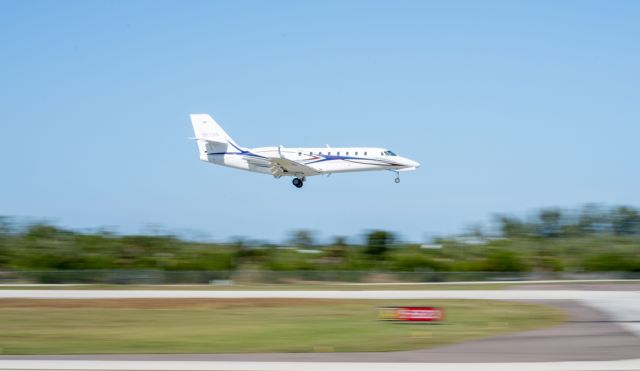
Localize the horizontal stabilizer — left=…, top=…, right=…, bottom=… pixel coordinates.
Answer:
left=191, top=136, right=228, bottom=144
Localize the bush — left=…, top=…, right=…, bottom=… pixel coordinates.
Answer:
left=480, top=249, right=530, bottom=272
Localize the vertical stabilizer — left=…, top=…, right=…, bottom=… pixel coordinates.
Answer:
left=190, top=114, right=241, bottom=161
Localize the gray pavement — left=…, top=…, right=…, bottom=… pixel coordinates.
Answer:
left=513, top=283, right=640, bottom=291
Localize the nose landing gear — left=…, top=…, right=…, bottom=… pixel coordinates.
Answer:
left=394, top=171, right=400, bottom=184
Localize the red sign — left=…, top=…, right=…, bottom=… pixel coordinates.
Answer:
left=378, top=306, right=444, bottom=322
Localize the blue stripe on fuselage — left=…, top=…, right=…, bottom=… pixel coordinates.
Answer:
left=207, top=148, right=400, bottom=167
left=304, top=155, right=400, bottom=167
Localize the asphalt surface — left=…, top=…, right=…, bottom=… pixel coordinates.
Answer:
left=1, top=299, right=639, bottom=363
left=1, top=360, right=640, bottom=371
left=513, top=283, right=640, bottom=291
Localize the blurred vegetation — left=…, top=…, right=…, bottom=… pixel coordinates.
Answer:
left=0, top=204, right=639, bottom=275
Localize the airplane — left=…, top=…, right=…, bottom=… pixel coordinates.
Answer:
left=190, top=113, right=420, bottom=188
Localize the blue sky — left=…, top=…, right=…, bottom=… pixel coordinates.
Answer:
left=1, top=0, right=639, bottom=243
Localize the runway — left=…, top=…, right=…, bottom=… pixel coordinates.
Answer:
left=1, top=359, right=640, bottom=371
left=1, top=288, right=639, bottom=370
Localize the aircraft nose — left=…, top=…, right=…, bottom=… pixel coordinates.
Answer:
left=400, top=157, right=420, bottom=168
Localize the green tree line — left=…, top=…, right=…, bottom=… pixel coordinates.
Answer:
left=0, top=204, right=638, bottom=273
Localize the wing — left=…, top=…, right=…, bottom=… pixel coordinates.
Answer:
left=270, top=157, right=321, bottom=177
left=244, top=156, right=321, bottom=177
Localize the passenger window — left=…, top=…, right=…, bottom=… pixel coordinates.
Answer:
left=298, top=152, right=301, bottom=156
left=337, top=152, right=340, bottom=156
left=346, top=152, right=349, bottom=156
left=309, top=152, right=312, bottom=156
left=355, top=152, right=358, bottom=156
left=364, top=152, right=367, bottom=156
left=328, top=152, right=331, bottom=155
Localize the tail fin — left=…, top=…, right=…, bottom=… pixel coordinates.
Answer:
left=190, top=114, right=239, bottom=146
left=190, top=114, right=241, bottom=161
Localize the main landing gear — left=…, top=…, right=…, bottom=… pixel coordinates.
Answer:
left=292, top=177, right=305, bottom=188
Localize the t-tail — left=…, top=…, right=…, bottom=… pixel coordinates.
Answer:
left=190, top=114, right=242, bottom=161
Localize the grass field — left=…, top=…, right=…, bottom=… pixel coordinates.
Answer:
left=2, top=279, right=637, bottom=291
left=0, top=298, right=565, bottom=354
left=0, top=283, right=513, bottom=290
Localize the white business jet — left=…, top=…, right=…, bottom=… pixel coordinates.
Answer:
left=190, top=114, right=420, bottom=188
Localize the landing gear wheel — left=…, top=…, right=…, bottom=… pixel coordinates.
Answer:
left=395, top=177, right=400, bottom=184
left=292, top=178, right=304, bottom=188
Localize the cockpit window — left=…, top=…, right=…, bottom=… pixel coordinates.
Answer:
left=385, top=150, right=397, bottom=156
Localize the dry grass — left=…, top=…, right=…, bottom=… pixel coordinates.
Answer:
left=0, top=298, right=341, bottom=309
